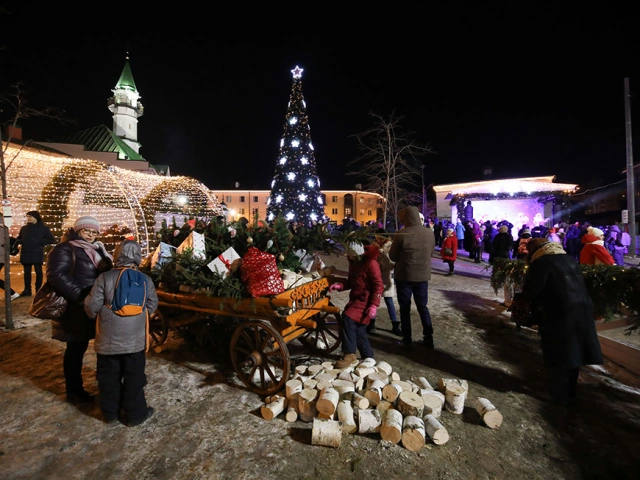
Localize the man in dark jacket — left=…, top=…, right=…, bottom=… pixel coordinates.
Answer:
left=389, top=206, right=435, bottom=349
left=85, top=240, right=158, bottom=426
left=521, top=238, right=603, bottom=407
left=16, top=210, right=55, bottom=296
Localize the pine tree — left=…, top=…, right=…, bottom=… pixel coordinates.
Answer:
left=267, top=66, right=325, bottom=226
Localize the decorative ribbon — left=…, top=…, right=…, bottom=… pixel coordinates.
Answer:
left=217, top=254, right=232, bottom=271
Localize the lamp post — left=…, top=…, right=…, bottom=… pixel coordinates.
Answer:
left=421, top=165, right=426, bottom=219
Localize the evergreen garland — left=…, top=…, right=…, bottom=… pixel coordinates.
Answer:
left=491, top=259, right=640, bottom=331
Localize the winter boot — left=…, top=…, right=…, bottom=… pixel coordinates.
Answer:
left=335, top=353, right=358, bottom=369
left=366, top=319, right=377, bottom=335
left=391, top=322, right=402, bottom=337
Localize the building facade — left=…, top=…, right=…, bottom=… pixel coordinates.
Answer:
left=210, top=189, right=385, bottom=225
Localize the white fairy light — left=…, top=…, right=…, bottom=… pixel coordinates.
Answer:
left=299, top=193, right=307, bottom=201
left=287, top=172, right=296, bottom=181
left=308, top=142, right=314, bottom=150
left=279, top=157, right=287, bottom=165
left=307, top=179, right=315, bottom=187
left=275, top=195, right=283, bottom=203
left=289, top=117, right=298, bottom=125
left=291, top=139, right=300, bottom=148
left=286, top=212, right=295, bottom=220
left=280, top=139, right=284, bottom=147
left=300, top=156, right=308, bottom=165
left=317, top=196, right=323, bottom=205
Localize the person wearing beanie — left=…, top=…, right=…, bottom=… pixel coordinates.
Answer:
left=546, top=228, right=561, bottom=244
left=15, top=210, right=55, bottom=296
left=515, top=229, right=533, bottom=261
left=441, top=227, right=458, bottom=276
left=520, top=234, right=603, bottom=407
left=371, top=232, right=402, bottom=337
left=45, top=216, right=114, bottom=404
left=579, top=227, right=614, bottom=265
left=329, top=242, right=383, bottom=369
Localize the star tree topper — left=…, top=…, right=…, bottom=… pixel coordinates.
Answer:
left=291, top=66, right=303, bottom=79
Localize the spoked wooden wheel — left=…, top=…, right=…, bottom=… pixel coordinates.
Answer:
left=230, top=320, right=291, bottom=395
left=149, top=310, right=168, bottom=348
left=299, top=302, right=343, bottom=355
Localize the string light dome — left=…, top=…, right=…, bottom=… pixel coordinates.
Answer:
left=3, top=146, right=222, bottom=255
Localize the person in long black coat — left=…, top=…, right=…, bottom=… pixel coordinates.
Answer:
left=490, top=225, right=513, bottom=263
left=46, top=216, right=113, bottom=403
left=15, top=210, right=55, bottom=296
left=521, top=238, right=603, bottom=407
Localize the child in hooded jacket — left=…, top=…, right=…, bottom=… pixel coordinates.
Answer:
left=329, top=242, right=384, bottom=368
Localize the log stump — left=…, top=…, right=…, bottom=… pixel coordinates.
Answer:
left=444, top=384, right=467, bottom=414
left=401, top=415, right=426, bottom=452
left=337, top=399, right=357, bottom=434
left=298, top=388, right=319, bottom=422
left=261, top=396, right=286, bottom=421
left=423, top=414, right=449, bottom=445
left=380, top=408, right=403, bottom=444
left=311, top=418, right=342, bottom=448
left=397, top=391, right=424, bottom=418
left=475, top=397, right=503, bottom=429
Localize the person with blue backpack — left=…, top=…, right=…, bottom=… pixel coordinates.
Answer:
left=84, top=239, right=158, bottom=426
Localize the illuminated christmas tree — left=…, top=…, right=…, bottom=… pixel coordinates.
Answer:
left=266, top=66, right=325, bottom=226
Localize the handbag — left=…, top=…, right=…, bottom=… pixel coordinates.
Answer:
left=240, top=247, right=285, bottom=297
left=28, top=247, right=75, bottom=320
left=28, top=283, right=69, bottom=319
left=443, top=247, right=453, bottom=256
left=507, top=292, right=536, bottom=327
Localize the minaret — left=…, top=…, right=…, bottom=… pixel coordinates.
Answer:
left=108, top=54, right=144, bottom=155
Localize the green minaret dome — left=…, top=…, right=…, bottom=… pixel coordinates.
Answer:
left=115, top=56, right=137, bottom=91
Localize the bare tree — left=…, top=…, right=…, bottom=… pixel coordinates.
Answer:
left=1, top=82, right=67, bottom=329
left=347, top=112, right=433, bottom=230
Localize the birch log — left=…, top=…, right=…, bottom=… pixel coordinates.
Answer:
left=363, top=379, right=386, bottom=406
left=298, top=388, right=318, bottom=422
left=355, top=366, right=377, bottom=379
left=261, top=396, right=286, bottom=421
left=390, top=371, right=401, bottom=382
left=307, top=365, right=324, bottom=377
left=295, top=365, right=308, bottom=376
left=321, top=361, right=335, bottom=370
left=376, top=400, right=394, bottom=417
left=366, top=371, right=390, bottom=389
left=285, top=379, right=303, bottom=412
left=317, top=387, right=340, bottom=417
left=303, top=379, right=318, bottom=390
left=285, top=407, right=298, bottom=422
left=338, top=367, right=355, bottom=380
left=413, top=376, right=433, bottom=392
left=352, top=392, right=370, bottom=410
left=311, top=418, right=342, bottom=448
left=380, top=409, right=403, bottom=444
left=376, top=360, right=393, bottom=376
left=382, top=383, right=404, bottom=403
left=475, top=397, right=503, bottom=429
left=423, top=414, right=450, bottom=445
left=358, top=357, right=377, bottom=368
left=332, top=379, right=356, bottom=396
left=357, top=408, right=382, bottom=434
left=437, top=378, right=469, bottom=394
left=401, top=416, right=426, bottom=452
left=421, top=391, right=445, bottom=418
left=397, top=391, right=424, bottom=418
left=337, top=399, right=357, bottom=434
left=444, top=384, right=467, bottom=414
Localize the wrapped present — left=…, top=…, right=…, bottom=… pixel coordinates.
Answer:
left=150, top=242, right=176, bottom=269
left=241, top=247, right=285, bottom=297
left=207, top=247, right=241, bottom=278
left=176, top=231, right=206, bottom=261
left=294, top=249, right=325, bottom=273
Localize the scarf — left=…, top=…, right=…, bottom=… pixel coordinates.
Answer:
left=69, top=239, right=113, bottom=268
left=530, top=241, right=566, bottom=263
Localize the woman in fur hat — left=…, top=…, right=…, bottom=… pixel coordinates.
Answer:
left=521, top=238, right=603, bottom=407
left=45, top=216, right=113, bottom=404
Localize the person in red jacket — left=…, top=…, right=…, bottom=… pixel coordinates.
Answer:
left=441, top=227, right=458, bottom=275
left=579, top=227, right=614, bottom=266
left=329, top=242, right=384, bottom=369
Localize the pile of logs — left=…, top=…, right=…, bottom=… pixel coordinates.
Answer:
left=260, top=357, right=503, bottom=449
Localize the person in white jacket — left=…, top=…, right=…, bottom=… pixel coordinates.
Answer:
left=84, top=240, right=158, bottom=426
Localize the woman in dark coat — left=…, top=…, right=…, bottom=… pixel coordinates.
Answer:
left=521, top=238, right=603, bottom=407
left=15, top=210, right=55, bottom=296
left=490, top=225, right=513, bottom=263
left=46, top=216, right=113, bottom=403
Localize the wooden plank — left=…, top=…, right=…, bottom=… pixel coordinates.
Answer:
left=598, top=334, right=640, bottom=376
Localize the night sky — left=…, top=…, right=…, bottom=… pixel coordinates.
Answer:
left=2, top=5, right=639, bottom=193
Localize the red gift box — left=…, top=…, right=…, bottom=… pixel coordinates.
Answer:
left=240, top=247, right=285, bottom=297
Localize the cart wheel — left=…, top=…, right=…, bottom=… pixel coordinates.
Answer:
left=299, top=301, right=343, bottom=355
left=149, top=310, right=168, bottom=347
left=230, top=320, right=291, bottom=396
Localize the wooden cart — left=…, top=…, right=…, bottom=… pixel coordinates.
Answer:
left=149, top=274, right=344, bottom=395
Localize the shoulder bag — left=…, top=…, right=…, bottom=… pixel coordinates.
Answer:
left=28, top=247, right=76, bottom=320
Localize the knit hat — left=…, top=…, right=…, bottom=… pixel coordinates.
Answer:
left=521, top=229, right=531, bottom=237
left=26, top=210, right=42, bottom=222
left=588, top=227, right=604, bottom=238
left=558, top=228, right=564, bottom=234
left=74, top=216, right=101, bottom=232
left=348, top=242, right=365, bottom=256
left=499, top=225, right=508, bottom=233
left=447, top=227, right=454, bottom=234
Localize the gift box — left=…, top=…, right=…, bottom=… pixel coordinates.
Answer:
left=150, top=242, right=176, bottom=269
left=294, top=249, right=325, bottom=273
left=177, top=231, right=206, bottom=261
left=241, top=247, right=285, bottom=297
left=207, top=246, right=241, bottom=278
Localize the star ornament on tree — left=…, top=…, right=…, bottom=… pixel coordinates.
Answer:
left=291, top=66, right=303, bottom=79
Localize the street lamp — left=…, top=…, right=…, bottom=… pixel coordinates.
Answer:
left=421, top=165, right=426, bottom=219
